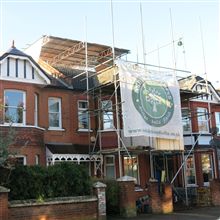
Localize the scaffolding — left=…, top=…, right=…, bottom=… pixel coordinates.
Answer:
left=29, top=35, right=218, bottom=204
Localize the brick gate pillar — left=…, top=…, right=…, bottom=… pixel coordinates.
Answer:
left=162, top=183, right=173, bottom=213
left=210, top=179, right=220, bottom=206
left=0, top=186, right=10, bottom=220
left=117, top=176, right=137, bottom=218
left=93, top=181, right=107, bottom=220
left=148, top=179, right=162, bottom=214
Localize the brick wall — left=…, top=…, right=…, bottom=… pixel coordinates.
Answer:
left=8, top=197, right=97, bottom=220
left=0, top=182, right=107, bottom=220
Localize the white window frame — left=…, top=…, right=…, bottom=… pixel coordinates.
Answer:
left=123, top=156, right=139, bottom=184
left=78, top=100, right=90, bottom=131
left=48, top=97, right=62, bottom=130
left=197, top=107, right=209, bottom=133
left=215, top=112, right=220, bottom=135
left=34, top=94, right=38, bottom=126
left=15, top=155, right=27, bottom=165
left=185, top=154, right=197, bottom=186
left=4, top=89, right=26, bottom=125
left=105, top=155, right=116, bottom=179
left=101, top=100, right=114, bottom=131
left=35, top=155, right=40, bottom=165
left=181, top=108, right=192, bottom=134
left=201, top=153, right=214, bottom=186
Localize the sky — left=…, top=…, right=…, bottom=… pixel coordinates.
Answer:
left=0, top=0, right=219, bottom=85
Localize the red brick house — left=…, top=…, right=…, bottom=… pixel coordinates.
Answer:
left=179, top=75, right=220, bottom=187
left=0, top=37, right=130, bottom=178
left=0, top=43, right=101, bottom=168
left=1, top=36, right=220, bottom=193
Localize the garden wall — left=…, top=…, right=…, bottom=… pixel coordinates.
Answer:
left=9, top=196, right=97, bottom=220
left=0, top=182, right=106, bottom=220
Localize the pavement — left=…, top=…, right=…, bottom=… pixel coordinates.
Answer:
left=107, top=206, right=220, bottom=220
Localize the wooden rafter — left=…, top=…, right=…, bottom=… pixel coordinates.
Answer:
left=48, top=41, right=85, bottom=66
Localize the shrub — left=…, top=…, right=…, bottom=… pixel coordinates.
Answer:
left=45, top=163, right=91, bottom=198
left=8, top=165, right=46, bottom=200
left=4, top=163, right=92, bottom=200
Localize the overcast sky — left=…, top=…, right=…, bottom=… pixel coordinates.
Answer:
left=0, top=0, right=219, bottom=84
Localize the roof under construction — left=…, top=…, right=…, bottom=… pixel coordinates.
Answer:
left=25, top=35, right=130, bottom=71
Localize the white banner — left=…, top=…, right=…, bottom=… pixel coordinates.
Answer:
left=118, top=61, right=183, bottom=140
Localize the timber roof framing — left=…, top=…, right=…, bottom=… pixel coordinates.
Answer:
left=37, top=35, right=129, bottom=69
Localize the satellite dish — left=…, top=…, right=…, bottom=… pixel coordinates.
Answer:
left=177, top=41, right=183, bottom=46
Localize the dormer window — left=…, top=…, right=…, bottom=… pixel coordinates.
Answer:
left=4, top=90, right=26, bottom=125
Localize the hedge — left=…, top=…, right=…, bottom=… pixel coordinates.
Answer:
left=3, top=163, right=92, bottom=200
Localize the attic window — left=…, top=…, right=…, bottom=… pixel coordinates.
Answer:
left=7, top=57, right=10, bottom=76
left=32, top=67, right=35, bottom=79
left=15, top=59, right=18, bottom=77
left=24, top=60, right=26, bottom=78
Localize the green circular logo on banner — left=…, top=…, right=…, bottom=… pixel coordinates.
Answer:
left=132, top=78, right=174, bottom=127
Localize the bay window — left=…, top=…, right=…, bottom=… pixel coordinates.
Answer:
left=34, top=94, right=39, bottom=126
left=4, top=90, right=26, bottom=124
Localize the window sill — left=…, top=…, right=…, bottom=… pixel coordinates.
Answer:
left=186, top=184, right=198, bottom=187
left=203, top=182, right=210, bottom=187
left=1, top=124, right=45, bottom=131
left=77, top=129, right=93, bottom=132
left=192, top=132, right=211, bottom=135
left=98, top=129, right=116, bottom=133
left=48, top=127, right=65, bottom=131
left=183, top=132, right=192, bottom=134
